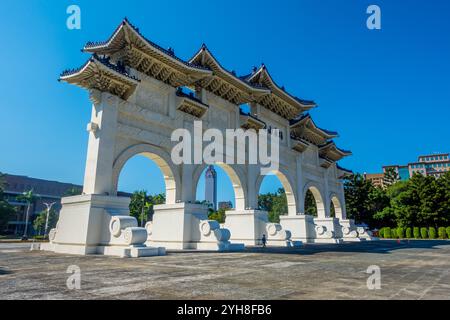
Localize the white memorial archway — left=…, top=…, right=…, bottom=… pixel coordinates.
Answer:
left=42, top=19, right=368, bottom=257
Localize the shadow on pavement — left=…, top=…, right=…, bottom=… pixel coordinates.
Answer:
left=165, top=240, right=450, bottom=256
left=240, top=240, right=450, bottom=256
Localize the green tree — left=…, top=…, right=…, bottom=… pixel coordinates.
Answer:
left=64, top=187, right=82, bottom=197
left=208, top=208, right=226, bottom=223
left=258, top=188, right=288, bottom=223
left=129, top=191, right=165, bottom=226
left=305, top=190, right=317, bottom=216
left=33, top=209, right=58, bottom=236
left=344, top=174, right=389, bottom=227
left=16, top=189, right=38, bottom=239
left=384, top=167, right=399, bottom=185
left=0, top=173, right=16, bottom=233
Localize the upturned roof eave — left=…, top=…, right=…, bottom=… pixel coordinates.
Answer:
left=59, top=54, right=140, bottom=84
left=83, top=19, right=212, bottom=75
left=189, top=46, right=271, bottom=94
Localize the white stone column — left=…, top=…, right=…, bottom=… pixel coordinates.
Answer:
left=339, top=182, right=347, bottom=220
left=323, top=168, right=331, bottom=218
left=83, top=92, right=119, bottom=195
left=247, top=165, right=259, bottom=210
left=295, top=154, right=305, bottom=215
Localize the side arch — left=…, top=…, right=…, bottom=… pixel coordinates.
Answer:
left=255, top=167, right=298, bottom=216
left=330, top=193, right=344, bottom=219
left=303, top=181, right=326, bottom=218
left=192, top=163, right=247, bottom=211
left=111, top=143, right=181, bottom=204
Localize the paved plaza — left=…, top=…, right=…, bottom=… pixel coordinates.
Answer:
left=1, top=240, right=450, bottom=300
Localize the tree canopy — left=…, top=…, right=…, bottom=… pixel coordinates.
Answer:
left=0, top=173, right=16, bottom=232
left=129, top=191, right=165, bottom=226
left=345, top=172, right=450, bottom=228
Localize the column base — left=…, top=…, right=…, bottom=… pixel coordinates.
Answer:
left=279, top=214, right=315, bottom=243
left=147, top=203, right=244, bottom=251
left=313, top=217, right=344, bottom=243
left=224, top=210, right=298, bottom=247
left=339, top=219, right=361, bottom=241
left=41, top=195, right=165, bottom=258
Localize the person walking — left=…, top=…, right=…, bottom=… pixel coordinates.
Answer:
left=261, top=234, right=267, bottom=248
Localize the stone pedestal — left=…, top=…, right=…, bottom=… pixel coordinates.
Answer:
left=312, top=218, right=343, bottom=243
left=356, top=226, right=378, bottom=241
left=224, top=210, right=297, bottom=247
left=339, top=219, right=361, bottom=242
left=279, top=214, right=314, bottom=244
left=40, top=195, right=164, bottom=258
left=146, top=203, right=244, bottom=251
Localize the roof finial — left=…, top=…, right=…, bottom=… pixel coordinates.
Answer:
left=201, top=43, right=207, bottom=50
left=167, top=47, right=175, bottom=56
left=261, top=63, right=266, bottom=69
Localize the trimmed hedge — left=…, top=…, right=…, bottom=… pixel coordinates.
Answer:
left=420, top=227, right=428, bottom=239
left=397, top=227, right=405, bottom=239
left=414, top=227, right=420, bottom=239
left=384, top=227, right=392, bottom=239
left=391, top=228, right=398, bottom=239
left=379, top=226, right=450, bottom=239
left=406, top=227, right=412, bottom=239
left=429, top=227, right=437, bottom=239
left=438, top=227, right=446, bottom=239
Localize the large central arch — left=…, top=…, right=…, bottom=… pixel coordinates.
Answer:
left=192, top=162, right=247, bottom=211
left=111, top=144, right=181, bottom=204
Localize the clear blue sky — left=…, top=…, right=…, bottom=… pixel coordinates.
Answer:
left=1, top=1, right=449, bottom=204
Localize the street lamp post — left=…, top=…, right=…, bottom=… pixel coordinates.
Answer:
left=22, top=201, right=32, bottom=241
left=43, top=202, right=56, bottom=238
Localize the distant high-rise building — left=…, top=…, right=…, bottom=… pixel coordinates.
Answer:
left=365, top=153, right=450, bottom=188
left=205, top=165, right=217, bottom=210
left=364, top=173, right=387, bottom=188
left=383, top=153, right=450, bottom=179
